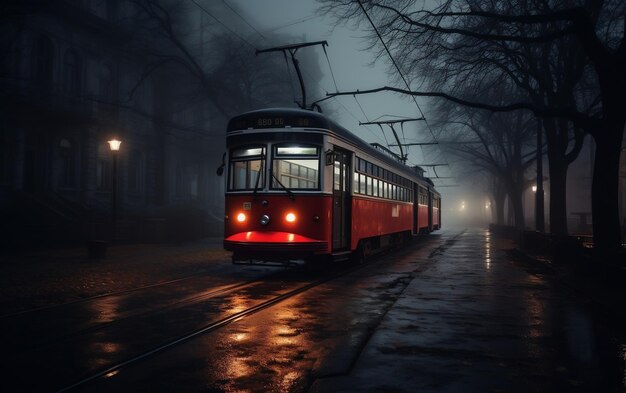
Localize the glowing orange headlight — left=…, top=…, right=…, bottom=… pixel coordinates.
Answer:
left=236, top=212, right=247, bottom=222
left=285, top=212, right=297, bottom=223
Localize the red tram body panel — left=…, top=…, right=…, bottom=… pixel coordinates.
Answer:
left=222, top=108, right=441, bottom=263
left=351, top=197, right=413, bottom=250
left=417, top=204, right=429, bottom=232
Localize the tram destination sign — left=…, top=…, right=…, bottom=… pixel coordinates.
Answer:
left=228, top=113, right=328, bottom=131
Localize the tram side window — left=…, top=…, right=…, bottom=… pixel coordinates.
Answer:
left=356, top=158, right=362, bottom=172
left=359, top=173, right=366, bottom=194
left=272, top=145, right=319, bottom=190
left=229, top=146, right=265, bottom=191
left=353, top=156, right=416, bottom=202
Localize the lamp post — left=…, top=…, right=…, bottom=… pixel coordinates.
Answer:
left=108, top=138, right=121, bottom=242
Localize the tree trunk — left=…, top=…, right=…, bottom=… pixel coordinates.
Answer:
left=503, top=176, right=525, bottom=229
left=591, top=120, right=624, bottom=253
left=510, top=188, right=525, bottom=229
left=590, top=63, right=625, bottom=254
left=494, top=180, right=507, bottom=225
left=547, top=155, right=569, bottom=236
left=543, top=118, right=569, bottom=236
left=494, top=192, right=506, bottom=225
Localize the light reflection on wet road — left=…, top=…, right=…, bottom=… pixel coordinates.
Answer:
left=64, top=229, right=625, bottom=392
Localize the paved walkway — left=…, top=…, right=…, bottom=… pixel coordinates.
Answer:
left=310, top=229, right=626, bottom=393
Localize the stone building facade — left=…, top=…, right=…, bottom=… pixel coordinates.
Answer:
left=1, top=1, right=225, bottom=250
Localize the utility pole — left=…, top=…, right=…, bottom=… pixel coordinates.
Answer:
left=256, top=41, right=328, bottom=110
left=359, top=118, right=425, bottom=164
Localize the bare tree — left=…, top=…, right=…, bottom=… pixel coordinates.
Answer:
left=433, top=86, right=537, bottom=229
left=127, top=0, right=313, bottom=121
left=320, top=0, right=625, bottom=254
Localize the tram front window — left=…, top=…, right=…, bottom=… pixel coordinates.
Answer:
left=272, top=145, right=319, bottom=190
left=228, top=146, right=265, bottom=191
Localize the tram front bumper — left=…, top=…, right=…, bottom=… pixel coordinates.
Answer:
left=224, top=231, right=328, bottom=258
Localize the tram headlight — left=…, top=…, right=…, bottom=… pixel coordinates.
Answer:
left=236, top=212, right=247, bottom=223
left=285, top=212, right=297, bottom=223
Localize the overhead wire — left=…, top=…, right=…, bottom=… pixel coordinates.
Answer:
left=193, top=0, right=388, bottom=149
left=282, top=51, right=298, bottom=104
left=357, top=0, right=452, bottom=179
left=354, top=95, right=390, bottom=147
left=322, top=45, right=339, bottom=93
left=191, top=0, right=259, bottom=51
left=220, top=0, right=266, bottom=40
left=264, top=14, right=320, bottom=33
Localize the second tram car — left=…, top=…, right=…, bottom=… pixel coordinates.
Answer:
left=222, top=108, right=440, bottom=264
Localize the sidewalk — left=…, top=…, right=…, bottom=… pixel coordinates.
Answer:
left=0, top=238, right=228, bottom=315
left=310, top=228, right=626, bottom=393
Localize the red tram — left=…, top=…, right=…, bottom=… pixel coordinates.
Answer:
left=222, top=108, right=440, bottom=263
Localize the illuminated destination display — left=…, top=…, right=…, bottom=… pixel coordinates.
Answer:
left=227, top=112, right=330, bottom=131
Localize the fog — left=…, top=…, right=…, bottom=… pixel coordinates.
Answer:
left=1, top=0, right=624, bottom=250
left=230, top=0, right=457, bottom=206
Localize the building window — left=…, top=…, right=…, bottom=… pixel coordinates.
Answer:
left=58, top=138, right=77, bottom=188
left=98, top=63, right=114, bottom=102
left=189, top=164, right=199, bottom=199
left=62, top=49, right=82, bottom=99
left=176, top=165, right=183, bottom=197
left=128, top=149, right=144, bottom=194
left=31, top=36, right=55, bottom=94
left=96, top=143, right=111, bottom=190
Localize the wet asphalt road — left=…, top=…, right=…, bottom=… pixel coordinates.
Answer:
left=1, top=228, right=624, bottom=392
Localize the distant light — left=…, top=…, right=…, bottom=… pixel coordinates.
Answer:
left=236, top=212, right=246, bottom=222
left=285, top=212, right=296, bottom=223
left=532, top=185, right=537, bottom=193
left=108, top=139, right=122, bottom=151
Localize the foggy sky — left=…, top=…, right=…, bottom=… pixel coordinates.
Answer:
left=201, top=0, right=477, bottom=217
left=228, top=1, right=436, bottom=162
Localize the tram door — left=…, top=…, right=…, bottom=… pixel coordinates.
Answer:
left=332, top=149, right=352, bottom=251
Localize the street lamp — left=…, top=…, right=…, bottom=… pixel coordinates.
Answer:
left=108, top=138, right=121, bottom=242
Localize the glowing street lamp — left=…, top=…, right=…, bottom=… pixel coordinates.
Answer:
left=108, top=138, right=122, bottom=152
left=108, top=138, right=121, bottom=242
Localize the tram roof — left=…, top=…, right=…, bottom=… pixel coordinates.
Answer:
left=227, top=108, right=439, bottom=193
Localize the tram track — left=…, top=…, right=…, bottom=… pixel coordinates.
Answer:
left=54, top=256, right=381, bottom=392
left=2, top=265, right=309, bottom=371
left=11, top=277, right=271, bottom=353
left=2, top=236, right=441, bottom=393
left=0, top=268, right=264, bottom=320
